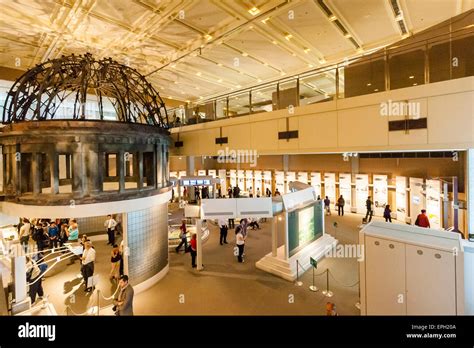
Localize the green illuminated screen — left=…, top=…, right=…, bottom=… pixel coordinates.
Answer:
left=288, top=202, right=323, bottom=257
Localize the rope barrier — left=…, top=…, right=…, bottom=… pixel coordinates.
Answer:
left=328, top=269, right=360, bottom=288
left=98, top=285, right=120, bottom=301
left=64, top=305, right=95, bottom=316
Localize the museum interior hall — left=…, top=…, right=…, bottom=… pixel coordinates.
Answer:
left=0, top=0, right=472, bottom=321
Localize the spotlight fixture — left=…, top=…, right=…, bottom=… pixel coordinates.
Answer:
left=328, top=15, right=337, bottom=21
left=236, top=85, right=241, bottom=88
left=344, top=33, right=352, bottom=38
left=409, top=75, right=414, bottom=79
left=196, top=72, right=202, bottom=76
left=261, top=17, right=270, bottom=24
left=217, top=63, right=223, bottom=67
left=285, top=33, right=293, bottom=41
left=304, top=48, right=310, bottom=53
left=308, top=64, right=314, bottom=68
left=204, top=34, right=213, bottom=41
left=248, top=6, right=260, bottom=16
left=257, top=79, right=262, bottom=82
left=367, top=83, right=372, bottom=86
left=217, top=79, right=223, bottom=82
left=242, top=52, right=248, bottom=57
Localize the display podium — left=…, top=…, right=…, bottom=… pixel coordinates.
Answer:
left=256, top=185, right=337, bottom=282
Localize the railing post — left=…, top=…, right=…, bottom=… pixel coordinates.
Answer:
left=295, top=260, right=303, bottom=286
left=322, top=269, right=334, bottom=297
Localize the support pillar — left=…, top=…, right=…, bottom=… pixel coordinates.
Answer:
left=283, top=212, right=288, bottom=260
left=351, top=156, right=360, bottom=213
left=156, top=143, right=163, bottom=188
left=196, top=218, right=203, bottom=271
left=122, top=213, right=129, bottom=276
left=50, top=151, right=59, bottom=194
left=118, top=150, right=125, bottom=193
left=186, top=156, right=195, bottom=200
left=272, top=217, right=278, bottom=257
left=31, top=152, right=41, bottom=195
left=137, top=151, right=144, bottom=189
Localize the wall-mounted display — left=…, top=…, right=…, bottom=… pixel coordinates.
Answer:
left=310, top=172, right=322, bottom=198
left=245, top=170, right=254, bottom=195
left=275, top=171, right=285, bottom=194
left=229, top=169, right=237, bottom=189
left=373, top=174, right=388, bottom=216
left=396, top=176, right=408, bottom=222
left=208, top=170, right=216, bottom=178
left=355, top=174, right=369, bottom=214
left=426, top=179, right=442, bottom=229
left=263, top=171, right=272, bottom=195
left=179, top=170, right=187, bottom=196
left=409, top=177, right=425, bottom=223
left=324, top=173, right=336, bottom=209
left=297, top=172, right=308, bottom=184
left=338, top=173, right=352, bottom=209
left=254, top=171, right=262, bottom=196
left=197, top=170, right=206, bottom=176
left=286, top=172, right=296, bottom=194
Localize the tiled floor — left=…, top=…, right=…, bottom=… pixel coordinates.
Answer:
left=40, top=206, right=394, bottom=315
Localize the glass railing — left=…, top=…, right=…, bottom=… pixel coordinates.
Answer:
left=166, top=19, right=473, bottom=128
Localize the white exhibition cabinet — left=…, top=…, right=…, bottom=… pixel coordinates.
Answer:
left=360, top=221, right=466, bottom=315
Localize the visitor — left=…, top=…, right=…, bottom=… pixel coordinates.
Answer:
left=324, top=196, right=331, bottom=215
left=81, top=241, right=96, bottom=292
left=175, top=219, right=188, bottom=253
left=228, top=188, right=233, bottom=198
left=218, top=217, right=228, bottom=245
left=233, top=186, right=240, bottom=198
left=194, top=186, right=201, bottom=201
left=26, top=256, right=44, bottom=304
left=32, top=222, right=45, bottom=251
left=67, top=219, right=79, bottom=242
left=235, top=224, right=246, bottom=263
left=326, top=302, right=338, bottom=316
left=217, top=185, right=222, bottom=198
left=59, top=223, right=68, bottom=247
left=19, top=218, right=31, bottom=253
left=202, top=186, right=209, bottom=199
left=239, top=218, right=249, bottom=237
left=113, top=275, right=134, bottom=316
left=110, top=244, right=121, bottom=281
left=190, top=234, right=197, bottom=268
left=115, top=214, right=122, bottom=236
left=415, top=209, right=430, bottom=228
left=249, top=218, right=260, bottom=230
left=265, top=188, right=271, bottom=197
left=365, top=196, right=374, bottom=223
left=104, top=214, right=117, bottom=246
left=183, top=186, right=188, bottom=199
left=228, top=218, right=235, bottom=229
left=256, top=187, right=261, bottom=198
left=317, top=195, right=321, bottom=201
left=274, top=188, right=281, bottom=196
left=337, top=195, right=345, bottom=216
left=48, top=222, right=59, bottom=249
left=384, top=205, right=392, bottom=223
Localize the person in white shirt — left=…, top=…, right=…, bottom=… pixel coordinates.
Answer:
left=104, top=215, right=118, bottom=246
left=81, top=241, right=96, bottom=292
left=19, top=218, right=31, bottom=253
left=218, top=218, right=228, bottom=245
left=235, top=225, right=246, bottom=263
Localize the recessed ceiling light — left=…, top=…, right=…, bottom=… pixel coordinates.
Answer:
left=236, top=85, right=241, bottom=88
left=328, top=15, right=337, bottom=21
left=239, top=71, right=244, bottom=75
left=308, top=64, right=314, bottom=68
left=374, top=89, right=379, bottom=92
left=242, top=52, right=248, bottom=57
left=409, top=75, right=414, bottom=79
left=280, top=71, right=286, bottom=76
left=413, top=83, right=418, bottom=86
left=257, top=79, right=262, bottom=82
left=217, top=79, right=223, bottom=82
left=170, top=64, right=176, bottom=68
left=285, top=34, right=293, bottom=41
left=261, top=17, right=270, bottom=24
left=186, top=100, right=190, bottom=103
left=291, top=53, right=296, bottom=57
left=264, top=63, right=269, bottom=67
left=272, top=40, right=278, bottom=45
left=205, top=34, right=213, bottom=41
left=249, top=25, right=254, bottom=29
left=195, top=87, right=200, bottom=90
left=174, top=81, right=178, bottom=84
left=181, top=91, right=185, bottom=94
left=199, top=96, right=203, bottom=99
left=367, top=83, right=372, bottom=86
left=344, top=33, right=351, bottom=38
left=217, top=63, right=223, bottom=67
left=319, top=58, right=326, bottom=64
left=304, top=48, right=310, bottom=53
left=196, top=72, right=202, bottom=76
left=169, top=96, right=173, bottom=99
left=248, top=7, right=260, bottom=16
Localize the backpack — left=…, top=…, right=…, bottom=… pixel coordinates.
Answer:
left=32, top=227, right=42, bottom=242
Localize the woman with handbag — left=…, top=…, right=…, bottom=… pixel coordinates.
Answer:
left=190, top=234, right=197, bottom=268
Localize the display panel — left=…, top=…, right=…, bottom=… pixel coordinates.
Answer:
left=324, top=173, right=336, bottom=209
left=373, top=174, right=388, bottom=216
left=237, top=170, right=245, bottom=190
left=355, top=174, right=369, bottom=214
left=263, top=171, right=272, bottom=195
left=197, top=170, right=206, bottom=176
left=288, top=202, right=324, bottom=257
left=230, top=169, right=237, bottom=188
left=426, top=179, right=442, bottom=229
left=396, top=176, right=407, bottom=222
left=310, top=172, right=322, bottom=198
left=254, top=170, right=263, bottom=196
left=275, top=171, right=285, bottom=194
left=409, top=177, right=425, bottom=224
left=286, top=172, right=296, bottom=193
left=297, top=172, right=308, bottom=184
left=245, top=170, right=254, bottom=195
left=338, top=173, right=352, bottom=209
left=178, top=170, right=187, bottom=196
left=218, top=169, right=227, bottom=194
left=208, top=169, right=216, bottom=178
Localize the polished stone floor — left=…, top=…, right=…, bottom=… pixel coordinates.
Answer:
left=38, top=205, right=393, bottom=315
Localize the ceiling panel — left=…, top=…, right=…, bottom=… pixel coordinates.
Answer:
left=404, top=0, right=460, bottom=31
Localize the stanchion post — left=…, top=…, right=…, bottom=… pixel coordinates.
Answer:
left=309, top=266, right=318, bottom=292
left=322, top=269, right=334, bottom=297
left=295, top=261, right=303, bottom=286
left=97, top=289, right=100, bottom=316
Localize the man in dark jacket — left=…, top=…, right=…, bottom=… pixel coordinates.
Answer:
left=337, top=195, right=345, bottom=216
left=114, top=275, right=134, bottom=316
left=365, top=196, right=374, bottom=222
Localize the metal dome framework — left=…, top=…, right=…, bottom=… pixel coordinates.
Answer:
left=2, top=53, right=169, bottom=128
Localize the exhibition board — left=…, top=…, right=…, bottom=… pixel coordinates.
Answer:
left=355, top=174, right=369, bottom=214
left=263, top=171, right=272, bottom=195
left=197, top=170, right=206, bottom=176
left=229, top=169, right=237, bottom=188
left=254, top=171, right=262, bottom=196
left=297, top=172, right=308, bottom=185
left=324, top=173, right=336, bottom=209
left=338, top=173, right=352, bottom=209
left=286, top=172, right=296, bottom=194
left=208, top=170, right=216, bottom=178
left=373, top=175, right=388, bottom=216
left=245, top=170, right=254, bottom=195
left=237, top=170, right=245, bottom=190
left=310, top=172, right=322, bottom=198
left=218, top=169, right=227, bottom=193
left=410, top=177, right=426, bottom=223
left=426, top=179, right=442, bottom=230
left=396, top=176, right=408, bottom=222
left=275, top=171, right=285, bottom=194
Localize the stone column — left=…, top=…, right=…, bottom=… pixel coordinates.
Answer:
left=86, top=144, right=100, bottom=195
left=31, top=152, right=41, bottom=195
left=118, top=150, right=125, bottom=193
left=137, top=151, right=144, bottom=189
left=156, top=143, right=163, bottom=188
left=186, top=155, right=195, bottom=200
left=14, top=144, right=21, bottom=195
left=50, top=151, right=59, bottom=194
left=72, top=151, right=84, bottom=198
